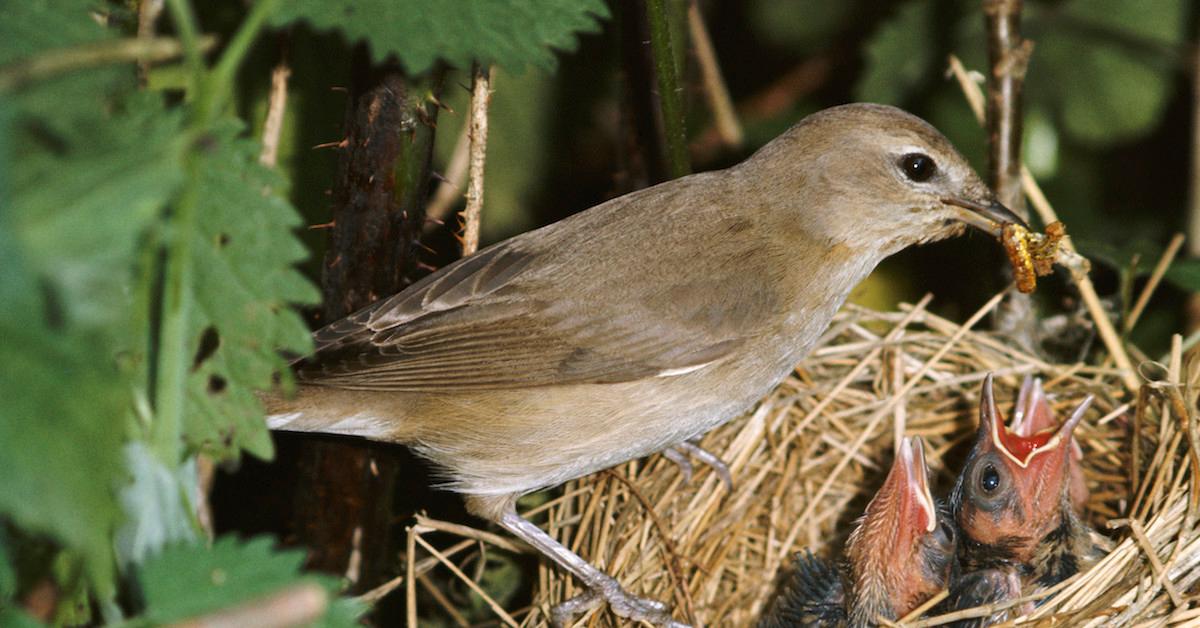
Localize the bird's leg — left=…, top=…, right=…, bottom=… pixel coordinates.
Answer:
left=661, top=447, right=694, bottom=483
left=665, top=439, right=734, bottom=491
left=495, top=508, right=689, bottom=628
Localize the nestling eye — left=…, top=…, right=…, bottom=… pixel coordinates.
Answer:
left=979, top=463, right=1001, bottom=493
left=900, top=153, right=936, bottom=182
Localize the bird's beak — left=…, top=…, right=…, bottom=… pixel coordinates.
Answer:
left=871, top=436, right=937, bottom=536
left=942, top=197, right=1029, bottom=236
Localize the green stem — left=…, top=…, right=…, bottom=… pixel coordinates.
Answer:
left=163, top=0, right=203, bottom=91
left=645, top=0, right=691, bottom=179
left=200, top=0, right=282, bottom=121
left=151, top=0, right=279, bottom=463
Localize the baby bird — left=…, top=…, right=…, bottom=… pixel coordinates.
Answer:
left=949, top=374, right=1101, bottom=618
left=761, top=437, right=955, bottom=627
left=1010, top=376, right=1088, bottom=514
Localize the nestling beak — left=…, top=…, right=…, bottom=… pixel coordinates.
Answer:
left=942, top=197, right=1029, bottom=236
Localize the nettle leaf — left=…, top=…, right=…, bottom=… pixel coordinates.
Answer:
left=183, top=123, right=318, bottom=459
left=139, top=536, right=361, bottom=626
left=0, top=0, right=113, bottom=65
left=1028, top=0, right=1186, bottom=145
left=855, top=0, right=934, bottom=104
left=271, top=0, right=609, bottom=73
left=0, top=226, right=126, bottom=591
left=114, top=444, right=198, bottom=569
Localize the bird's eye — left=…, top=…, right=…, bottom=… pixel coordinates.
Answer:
left=900, top=153, right=936, bottom=182
left=979, top=463, right=1001, bottom=494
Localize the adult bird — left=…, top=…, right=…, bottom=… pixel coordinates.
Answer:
left=760, top=437, right=956, bottom=627
left=266, top=104, right=1025, bottom=626
left=948, top=374, right=1101, bottom=622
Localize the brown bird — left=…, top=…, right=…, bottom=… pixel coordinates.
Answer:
left=760, top=437, right=955, bottom=627
left=949, top=374, right=1100, bottom=621
left=1010, top=375, right=1088, bottom=514
left=266, top=103, right=1023, bottom=626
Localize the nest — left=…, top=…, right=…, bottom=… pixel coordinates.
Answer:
left=396, top=295, right=1200, bottom=627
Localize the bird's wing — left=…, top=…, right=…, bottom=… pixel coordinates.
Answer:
left=758, top=551, right=845, bottom=627
left=296, top=238, right=751, bottom=391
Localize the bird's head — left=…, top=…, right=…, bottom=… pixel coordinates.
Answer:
left=1010, top=376, right=1089, bottom=513
left=743, top=103, right=1025, bottom=255
left=953, top=374, right=1092, bottom=563
left=845, top=436, right=955, bottom=623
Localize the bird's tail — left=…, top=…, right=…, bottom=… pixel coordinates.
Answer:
left=259, top=386, right=416, bottom=443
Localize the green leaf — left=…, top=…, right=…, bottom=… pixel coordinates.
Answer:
left=271, top=0, right=609, bottom=73
left=0, top=0, right=114, bottom=65
left=0, top=225, right=126, bottom=592
left=139, top=536, right=361, bottom=626
left=181, top=123, right=319, bottom=459
left=855, top=0, right=934, bottom=104
left=114, top=444, right=198, bottom=569
left=1164, top=259, right=1200, bottom=293
left=0, top=529, right=13, bottom=601
left=1028, top=0, right=1186, bottom=145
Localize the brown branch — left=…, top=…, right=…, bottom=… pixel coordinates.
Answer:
left=425, top=119, right=471, bottom=230
left=984, top=0, right=1031, bottom=218
left=460, top=64, right=492, bottom=256
left=259, top=62, right=290, bottom=168
left=136, top=0, right=165, bottom=84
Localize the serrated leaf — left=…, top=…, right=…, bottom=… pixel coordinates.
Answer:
left=139, top=536, right=360, bottom=626
left=182, top=123, right=318, bottom=459
left=114, top=444, right=198, bottom=569
left=0, top=225, right=125, bottom=591
left=855, top=0, right=934, bottom=104
left=272, top=0, right=609, bottom=73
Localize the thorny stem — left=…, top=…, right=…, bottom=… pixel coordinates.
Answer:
left=646, top=0, right=691, bottom=179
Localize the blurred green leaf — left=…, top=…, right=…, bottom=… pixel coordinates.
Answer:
left=272, top=0, right=609, bottom=73
left=855, top=0, right=934, bottom=104
left=1164, top=259, right=1200, bottom=293
left=1028, top=0, right=1186, bottom=145
left=114, top=444, right=198, bottom=569
left=181, top=123, right=319, bottom=459
left=0, top=0, right=113, bottom=65
left=747, top=0, right=851, bottom=53
left=139, top=536, right=361, bottom=626
left=0, top=529, right=13, bottom=601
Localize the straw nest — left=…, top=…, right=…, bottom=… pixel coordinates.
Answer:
left=396, top=294, right=1200, bottom=627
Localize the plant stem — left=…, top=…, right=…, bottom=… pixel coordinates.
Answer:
left=645, top=0, right=690, bottom=179
left=164, top=0, right=203, bottom=91
left=461, top=64, right=492, bottom=256
left=202, top=0, right=282, bottom=121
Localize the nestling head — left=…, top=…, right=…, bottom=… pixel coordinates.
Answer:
left=953, top=374, right=1092, bottom=563
left=741, top=103, right=1024, bottom=253
left=845, top=436, right=955, bottom=623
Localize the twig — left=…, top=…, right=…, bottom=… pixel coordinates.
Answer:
left=1126, top=233, right=1185, bottom=332
left=413, top=533, right=520, bottom=628
left=460, top=64, right=492, bottom=256
left=646, top=0, right=691, bottom=178
left=414, top=513, right=527, bottom=554
left=983, top=0, right=1032, bottom=219
left=166, top=583, right=327, bottom=628
left=426, top=120, right=471, bottom=230
left=406, top=526, right=417, bottom=628
left=259, top=62, right=291, bottom=168
left=0, top=35, right=216, bottom=92
left=604, top=469, right=697, bottom=624
left=135, top=0, right=165, bottom=84
left=947, top=55, right=1140, bottom=394
left=1108, top=517, right=1183, bottom=607
left=687, top=0, right=742, bottom=148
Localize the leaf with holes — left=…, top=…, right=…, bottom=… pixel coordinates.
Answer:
left=272, top=0, right=609, bottom=73
left=183, top=123, right=319, bottom=459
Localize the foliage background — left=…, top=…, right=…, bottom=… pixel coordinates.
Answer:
left=1, top=0, right=1195, bottom=624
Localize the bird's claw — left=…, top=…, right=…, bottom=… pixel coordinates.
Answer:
left=665, top=440, right=734, bottom=492
left=550, top=574, right=689, bottom=628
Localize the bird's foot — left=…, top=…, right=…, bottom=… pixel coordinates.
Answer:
left=664, top=440, right=734, bottom=491
left=550, top=574, right=689, bottom=628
